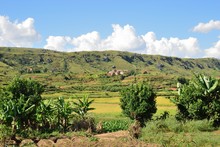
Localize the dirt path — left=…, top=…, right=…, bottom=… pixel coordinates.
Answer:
left=95, top=130, right=129, bottom=140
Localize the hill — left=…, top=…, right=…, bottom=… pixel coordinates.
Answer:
left=0, top=47, right=220, bottom=97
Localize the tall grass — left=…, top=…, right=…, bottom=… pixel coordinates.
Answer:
left=141, top=117, right=220, bottom=146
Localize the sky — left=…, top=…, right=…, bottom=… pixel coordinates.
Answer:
left=0, top=0, right=220, bottom=58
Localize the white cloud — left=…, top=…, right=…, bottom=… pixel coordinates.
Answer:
left=71, top=31, right=101, bottom=51
left=101, top=24, right=144, bottom=52
left=44, top=24, right=203, bottom=58
left=44, top=24, right=145, bottom=53
left=0, top=16, right=40, bottom=47
left=204, top=40, right=220, bottom=58
left=193, top=20, right=220, bottom=33
left=44, top=36, right=71, bottom=51
left=2, top=16, right=220, bottom=59
left=142, top=32, right=201, bottom=58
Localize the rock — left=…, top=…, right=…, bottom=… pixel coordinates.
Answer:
left=37, top=139, right=55, bottom=147
left=55, top=138, right=73, bottom=147
left=19, top=139, right=36, bottom=147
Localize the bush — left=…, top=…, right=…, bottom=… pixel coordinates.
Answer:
left=0, top=77, right=44, bottom=133
left=172, top=74, right=220, bottom=126
left=120, top=81, right=157, bottom=126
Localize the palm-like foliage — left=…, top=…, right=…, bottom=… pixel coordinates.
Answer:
left=55, top=97, right=73, bottom=132
left=72, top=95, right=95, bottom=118
left=0, top=97, right=35, bottom=133
left=193, top=74, right=219, bottom=95
left=36, top=100, right=55, bottom=130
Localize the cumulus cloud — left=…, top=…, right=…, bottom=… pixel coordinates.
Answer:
left=193, top=20, right=220, bottom=33
left=44, top=24, right=203, bottom=58
left=44, top=24, right=144, bottom=52
left=143, top=32, right=201, bottom=58
left=0, top=16, right=40, bottom=47
left=44, top=36, right=71, bottom=51
left=101, top=24, right=144, bottom=52
left=71, top=31, right=101, bottom=51
left=204, top=40, right=220, bottom=58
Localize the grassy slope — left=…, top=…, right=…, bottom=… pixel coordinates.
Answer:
left=1, top=47, right=220, bottom=75
left=0, top=47, right=220, bottom=98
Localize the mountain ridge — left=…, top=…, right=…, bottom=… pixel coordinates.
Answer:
left=0, top=47, right=220, bottom=87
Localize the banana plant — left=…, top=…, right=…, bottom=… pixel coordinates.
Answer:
left=55, top=97, right=73, bottom=132
left=36, top=99, right=55, bottom=130
left=0, top=96, right=36, bottom=133
left=193, top=74, right=219, bottom=95
left=72, top=95, right=95, bottom=118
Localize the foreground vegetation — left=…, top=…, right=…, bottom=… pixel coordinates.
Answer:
left=141, top=118, right=220, bottom=146
left=0, top=74, right=220, bottom=146
left=1, top=116, right=219, bottom=146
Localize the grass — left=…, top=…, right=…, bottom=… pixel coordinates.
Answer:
left=87, top=96, right=177, bottom=121
left=43, top=92, right=176, bottom=121
left=90, top=96, right=175, bottom=114
left=141, top=117, right=220, bottom=146
left=156, top=96, right=175, bottom=106
left=91, top=103, right=121, bottom=114
left=90, top=97, right=121, bottom=114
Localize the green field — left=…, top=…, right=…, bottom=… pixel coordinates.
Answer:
left=90, top=96, right=175, bottom=115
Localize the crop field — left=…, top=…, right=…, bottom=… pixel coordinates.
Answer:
left=42, top=93, right=176, bottom=120
left=89, top=96, right=176, bottom=119
left=42, top=94, right=176, bottom=116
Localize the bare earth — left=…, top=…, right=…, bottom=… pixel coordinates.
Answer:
left=1, top=131, right=160, bottom=147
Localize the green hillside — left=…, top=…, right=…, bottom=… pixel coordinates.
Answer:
left=0, top=47, right=220, bottom=98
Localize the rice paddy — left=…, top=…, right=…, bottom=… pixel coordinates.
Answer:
left=90, top=96, right=176, bottom=116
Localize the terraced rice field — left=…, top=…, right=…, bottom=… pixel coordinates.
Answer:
left=90, top=96, right=176, bottom=115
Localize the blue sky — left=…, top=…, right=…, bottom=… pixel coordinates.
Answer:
left=0, top=0, right=220, bottom=58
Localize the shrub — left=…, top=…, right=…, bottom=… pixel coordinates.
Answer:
left=0, top=77, right=44, bottom=133
left=172, top=74, right=220, bottom=126
left=120, top=81, right=157, bottom=126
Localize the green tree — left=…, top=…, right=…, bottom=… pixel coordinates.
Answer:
left=0, top=77, right=44, bottom=133
left=172, top=74, right=220, bottom=126
left=120, top=82, right=157, bottom=126
left=73, top=95, right=95, bottom=118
